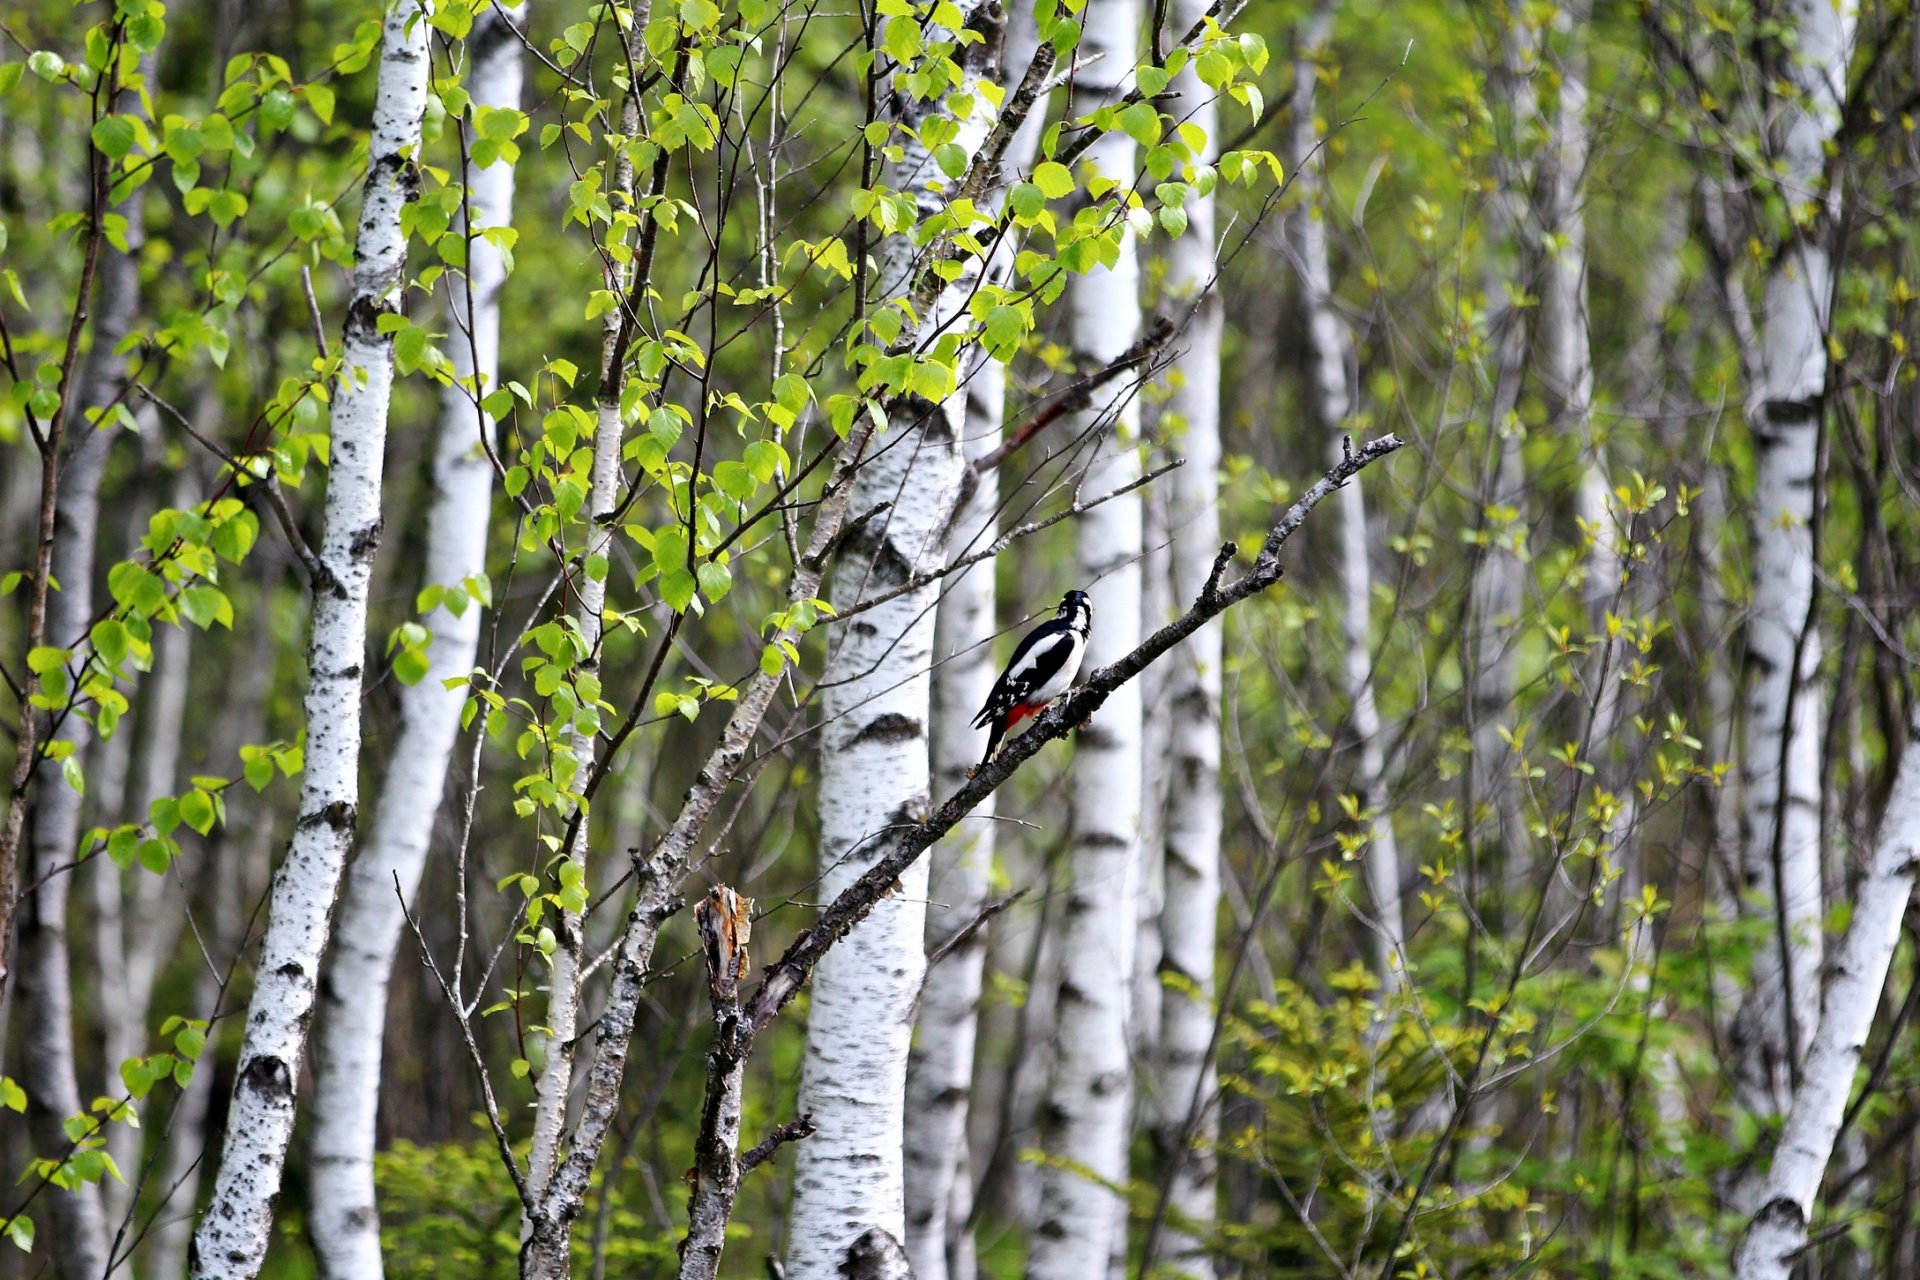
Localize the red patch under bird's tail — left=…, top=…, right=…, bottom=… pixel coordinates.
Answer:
left=1005, top=701, right=1043, bottom=730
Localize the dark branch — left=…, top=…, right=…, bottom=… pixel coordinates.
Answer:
left=743, top=434, right=1406, bottom=1033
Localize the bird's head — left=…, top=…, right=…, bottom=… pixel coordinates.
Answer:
left=1057, top=589, right=1092, bottom=631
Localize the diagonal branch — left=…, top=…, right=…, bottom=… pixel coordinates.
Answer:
left=742, top=433, right=1405, bottom=1033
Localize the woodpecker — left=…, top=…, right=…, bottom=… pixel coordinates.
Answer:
left=972, top=590, right=1093, bottom=772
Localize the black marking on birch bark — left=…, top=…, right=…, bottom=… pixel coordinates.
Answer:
left=845, top=713, right=922, bottom=748
left=348, top=519, right=384, bottom=558
left=469, top=6, right=518, bottom=60
left=1761, top=397, right=1820, bottom=430
left=298, top=800, right=357, bottom=831
left=311, top=561, right=346, bottom=600
left=962, top=1, right=1007, bottom=74
left=345, top=292, right=395, bottom=344
left=1749, top=1196, right=1806, bottom=1236
left=837, top=1226, right=912, bottom=1279
left=1074, top=830, right=1131, bottom=851
left=1173, top=687, right=1212, bottom=717
left=239, top=1054, right=294, bottom=1104
left=275, top=961, right=305, bottom=979
left=890, top=390, right=951, bottom=441
left=851, top=620, right=879, bottom=638
left=1075, top=722, right=1119, bottom=751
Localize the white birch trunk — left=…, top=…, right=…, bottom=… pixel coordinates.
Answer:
left=1732, top=713, right=1920, bottom=1280
left=1729, top=0, right=1855, bottom=1126
left=1287, top=1, right=1406, bottom=992
left=1027, top=3, right=1144, bottom=1274
left=1135, top=487, right=1170, bottom=1069
left=1538, top=1, right=1611, bottom=624
left=1466, top=9, right=1537, bottom=873
left=905, top=15, right=1045, bottom=1272
left=309, top=10, right=519, bottom=1275
left=906, top=356, right=1006, bottom=1280
left=18, top=74, right=148, bottom=1276
left=187, top=8, right=429, bottom=1275
left=786, top=6, right=996, bottom=1275
left=1146, top=1, right=1225, bottom=1272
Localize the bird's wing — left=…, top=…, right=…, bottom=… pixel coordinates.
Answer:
left=973, top=622, right=1067, bottom=727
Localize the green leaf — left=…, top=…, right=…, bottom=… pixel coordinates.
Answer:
left=652, top=526, right=689, bottom=576
left=393, top=645, right=430, bottom=686
left=659, top=569, right=697, bottom=614
left=1119, top=101, right=1162, bottom=147
left=179, top=585, right=233, bottom=630
left=305, top=82, right=336, bottom=125
left=136, top=836, right=172, bottom=872
left=5, top=1211, right=32, bottom=1253
left=178, top=789, right=216, bottom=836
left=91, top=117, right=138, bottom=160
left=91, top=619, right=128, bottom=667
left=1032, top=160, right=1074, bottom=199
left=983, top=304, right=1023, bottom=357
left=27, top=646, right=68, bottom=676
left=697, top=561, right=732, bottom=603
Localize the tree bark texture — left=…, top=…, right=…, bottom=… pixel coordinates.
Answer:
left=187, top=6, right=429, bottom=1275
left=1465, top=6, right=1538, bottom=878
left=309, top=9, right=521, bottom=1276
left=787, top=5, right=1000, bottom=1274
left=17, top=74, right=148, bottom=1277
left=1286, top=0, right=1406, bottom=993
left=1729, top=0, right=1855, bottom=1126
left=1144, top=1, right=1227, bottom=1273
left=905, top=12, right=1044, bottom=1277
left=1028, top=2, right=1145, bottom=1275
left=1732, top=705, right=1920, bottom=1280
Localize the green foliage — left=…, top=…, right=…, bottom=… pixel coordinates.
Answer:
left=374, top=1139, right=676, bottom=1278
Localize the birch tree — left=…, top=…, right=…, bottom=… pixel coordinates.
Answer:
left=787, top=5, right=1000, bottom=1273
left=309, top=8, right=522, bottom=1273
left=1465, top=5, right=1538, bottom=878
left=1286, top=0, right=1406, bottom=989
left=1145, top=0, right=1227, bottom=1273
left=1727, top=0, right=1856, bottom=1125
left=904, top=13, right=1046, bottom=1278
left=520, top=4, right=652, bottom=1217
left=187, top=6, right=430, bottom=1274
left=1027, top=1, right=1145, bottom=1274
left=14, top=62, right=148, bottom=1280
left=1732, top=710, right=1920, bottom=1280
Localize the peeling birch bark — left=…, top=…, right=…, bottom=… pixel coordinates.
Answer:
left=187, top=7, right=430, bottom=1275
left=787, top=5, right=1001, bottom=1275
left=309, top=10, right=521, bottom=1276
left=1027, top=3, right=1145, bottom=1275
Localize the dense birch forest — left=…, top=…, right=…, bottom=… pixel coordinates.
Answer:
left=2, top=0, right=1919, bottom=1276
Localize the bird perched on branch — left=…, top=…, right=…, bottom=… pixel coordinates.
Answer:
left=972, top=590, right=1093, bottom=773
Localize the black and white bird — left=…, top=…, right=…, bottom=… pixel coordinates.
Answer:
left=972, top=590, right=1093, bottom=772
